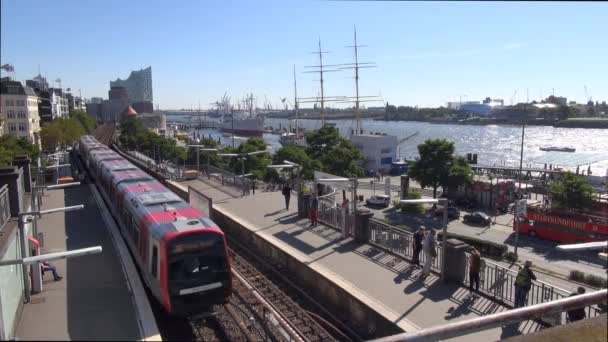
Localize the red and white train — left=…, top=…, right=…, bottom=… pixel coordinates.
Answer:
left=78, top=135, right=232, bottom=316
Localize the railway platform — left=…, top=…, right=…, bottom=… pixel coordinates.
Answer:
left=13, top=184, right=160, bottom=341
left=183, top=179, right=542, bottom=341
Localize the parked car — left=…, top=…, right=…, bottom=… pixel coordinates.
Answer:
left=435, top=206, right=461, bottom=219
left=366, top=194, right=390, bottom=207
left=463, top=212, right=492, bottom=226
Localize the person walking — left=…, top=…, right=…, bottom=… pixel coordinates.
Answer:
left=514, top=260, right=537, bottom=308
left=310, top=195, right=319, bottom=227
left=421, top=230, right=437, bottom=279
left=282, top=183, right=292, bottom=210
left=412, top=227, right=425, bottom=268
left=567, top=287, right=587, bottom=322
left=468, top=246, right=481, bottom=294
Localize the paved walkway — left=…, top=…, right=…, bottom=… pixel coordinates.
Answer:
left=183, top=179, right=542, bottom=340
left=15, top=184, right=158, bottom=341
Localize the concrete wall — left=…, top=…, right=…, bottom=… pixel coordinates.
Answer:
left=211, top=207, right=403, bottom=339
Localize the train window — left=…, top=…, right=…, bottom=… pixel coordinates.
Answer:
left=151, top=246, right=158, bottom=278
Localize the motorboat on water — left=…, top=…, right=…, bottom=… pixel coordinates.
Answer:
left=539, top=146, right=576, bottom=153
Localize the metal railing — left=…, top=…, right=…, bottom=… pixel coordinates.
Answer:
left=317, top=199, right=355, bottom=237
left=367, top=218, right=606, bottom=323
left=200, top=164, right=251, bottom=196
left=370, top=289, right=608, bottom=342
left=369, top=219, right=442, bottom=271
left=0, top=184, right=10, bottom=231
left=463, top=256, right=605, bottom=321
left=127, top=150, right=184, bottom=181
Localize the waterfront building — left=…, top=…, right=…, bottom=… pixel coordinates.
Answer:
left=110, top=66, right=153, bottom=103
left=139, top=111, right=167, bottom=135
left=351, top=133, right=398, bottom=173
left=0, top=79, right=41, bottom=145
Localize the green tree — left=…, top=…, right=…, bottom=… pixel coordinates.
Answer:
left=273, top=144, right=321, bottom=180
left=40, top=117, right=85, bottom=151
left=0, top=135, right=40, bottom=166
left=446, top=155, right=473, bottom=195
left=549, top=172, right=595, bottom=209
left=408, top=139, right=455, bottom=199
left=70, top=110, right=96, bottom=133
left=305, top=125, right=363, bottom=177
left=233, top=137, right=272, bottom=179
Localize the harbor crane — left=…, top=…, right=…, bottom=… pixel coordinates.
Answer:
left=584, top=85, right=592, bottom=103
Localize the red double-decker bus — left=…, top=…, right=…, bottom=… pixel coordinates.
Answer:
left=515, top=203, right=608, bottom=243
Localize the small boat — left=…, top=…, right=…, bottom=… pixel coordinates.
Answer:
left=539, top=146, right=576, bottom=152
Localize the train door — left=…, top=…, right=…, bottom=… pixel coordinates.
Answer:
left=148, top=239, right=161, bottom=298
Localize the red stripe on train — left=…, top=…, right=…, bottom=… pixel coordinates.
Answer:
left=143, top=207, right=203, bottom=225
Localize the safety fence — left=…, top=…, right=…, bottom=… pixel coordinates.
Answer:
left=369, top=218, right=442, bottom=271
left=366, top=218, right=605, bottom=324
left=0, top=185, right=10, bottom=232
left=188, top=186, right=214, bottom=220
left=317, top=198, right=355, bottom=238
left=127, top=150, right=184, bottom=181
left=199, top=165, right=251, bottom=197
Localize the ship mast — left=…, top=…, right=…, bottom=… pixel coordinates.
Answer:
left=293, top=64, right=299, bottom=138
left=302, top=38, right=341, bottom=126
left=340, top=26, right=380, bottom=135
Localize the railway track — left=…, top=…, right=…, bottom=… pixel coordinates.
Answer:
left=228, top=237, right=362, bottom=342
left=93, top=123, right=115, bottom=145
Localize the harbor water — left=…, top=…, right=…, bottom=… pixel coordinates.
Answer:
left=172, top=115, right=608, bottom=176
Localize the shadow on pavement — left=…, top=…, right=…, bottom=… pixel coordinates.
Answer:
left=64, top=185, right=139, bottom=341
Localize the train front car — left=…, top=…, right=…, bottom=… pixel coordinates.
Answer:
left=153, top=206, right=232, bottom=316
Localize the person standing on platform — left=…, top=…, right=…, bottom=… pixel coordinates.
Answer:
left=421, top=230, right=436, bottom=279
left=514, top=260, right=536, bottom=308
left=282, top=183, right=292, bottom=210
left=412, top=227, right=425, bottom=268
left=310, top=195, right=319, bottom=227
left=468, top=246, right=481, bottom=294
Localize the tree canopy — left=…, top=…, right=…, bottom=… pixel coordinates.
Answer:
left=70, top=110, right=96, bottom=133
left=273, top=144, right=321, bottom=180
left=408, top=139, right=472, bottom=198
left=549, top=172, right=595, bottom=209
left=118, top=116, right=187, bottom=164
left=305, top=125, right=363, bottom=177
left=40, top=117, right=86, bottom=151
left=0, top=135, right=40, bottom=166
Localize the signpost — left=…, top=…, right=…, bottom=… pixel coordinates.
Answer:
left=514, top=199, right=527, bottom=257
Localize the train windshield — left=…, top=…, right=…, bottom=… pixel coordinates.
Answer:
left=168, top=234, right=227, bottom=283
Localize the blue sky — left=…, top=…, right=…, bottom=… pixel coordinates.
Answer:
left=1, top=0, right=606, bottom=109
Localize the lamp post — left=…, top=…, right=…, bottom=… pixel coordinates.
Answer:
left=514, top=121, right=526, bottom=257
left=187, top=145, right=219, bottom=176
left=219, top=147, right=270, bottom=196
left=400, top=198, right=449, bottom=282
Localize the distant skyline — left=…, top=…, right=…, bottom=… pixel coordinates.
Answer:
left=1, top=0, right=606, bottom=109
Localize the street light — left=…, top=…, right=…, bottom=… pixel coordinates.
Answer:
left=218, top=147, right=271, bottom=196
left=400, top=197, right=449, bottom=282
left=186, top=145, right=219, bottom=176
